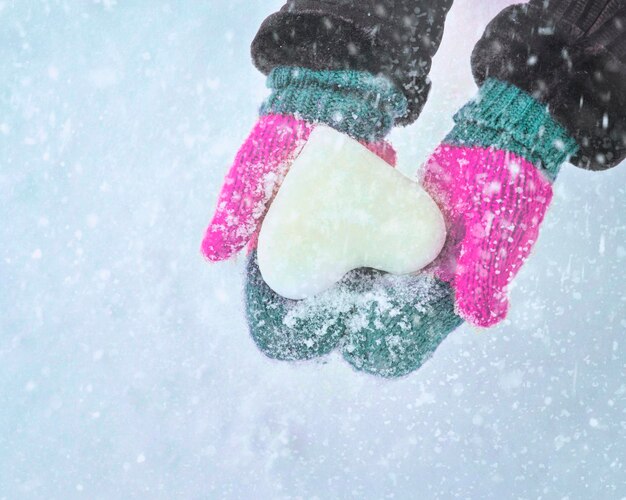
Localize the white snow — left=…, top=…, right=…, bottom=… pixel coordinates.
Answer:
left=0, top=0, right=624, bottom=498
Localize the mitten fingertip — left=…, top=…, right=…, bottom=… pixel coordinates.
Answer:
left=454, top=273, right=510, bottom=328
left=200, top=233, right=240, bottom=262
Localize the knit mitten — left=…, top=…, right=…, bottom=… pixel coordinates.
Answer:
left=246, top=250, right=380, bottom=361
left=339, top=79, right=579, bottom=378
left=201, top=66, right=407, bottom=360
left=424, top=78, right=579, bottom=327
left=341, top=271, right=463, bottom=378
left=201, top=67, right=401, bottom=261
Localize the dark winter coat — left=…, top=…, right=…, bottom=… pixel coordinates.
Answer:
left=251, top=0, right=626, bottom=171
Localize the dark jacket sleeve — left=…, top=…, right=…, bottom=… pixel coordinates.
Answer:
left=472, top=0, right=626, bottom=171
left=250, top=0, right=454, bottom=126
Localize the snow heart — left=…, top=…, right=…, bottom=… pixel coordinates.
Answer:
left=257, top=126, right=447, bottom=300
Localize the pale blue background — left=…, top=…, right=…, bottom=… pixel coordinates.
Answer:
left=1, top=1, right=625, bottom=498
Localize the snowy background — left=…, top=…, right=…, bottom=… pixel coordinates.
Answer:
left=1, top=0, right=625, bottom=498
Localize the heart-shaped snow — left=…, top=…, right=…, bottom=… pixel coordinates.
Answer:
left=257, top=126, right=447, bottom=300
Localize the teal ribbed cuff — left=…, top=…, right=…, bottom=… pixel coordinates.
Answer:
left=260, top=67, right=408, bottom=142
left=446, top=79, right=579, bottom=181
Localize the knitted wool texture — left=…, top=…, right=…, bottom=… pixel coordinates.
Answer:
left=232, top=75, right=579, bottom=374
left=216, top=67, right=408, bottom=361
left=340, top=271, right=463, bottom=378
left=422, top=79, right=579, bottom=327
left=246, top=250, right=364, bottom=361
left=244, top=130, right=399, bottom=362
left=335, top=79, right=579, bottom=377
left=202, top=114, right=308, bottom=261
left=244, top=69, right=465, bottom=374
left=260, top=67, right=408, bottom=142
left=201, top=67, right=404, bottom=262
left=246, top=250, right=463, bottom=373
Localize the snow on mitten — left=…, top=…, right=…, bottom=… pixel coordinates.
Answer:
left=202, top=66, right=407, bottom=360
left=340, top=79, right=579, bottom=378
left=246, top=250, right=384, bottom=361
left=424, top=78, right=579, bottom=327
left=341, top=271, right=463, bottom=378
left=201, top=67, right=401, bottom=261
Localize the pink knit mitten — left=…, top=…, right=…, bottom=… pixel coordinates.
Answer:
left=422, top=79, right=578, bottom=327
left=201, top=67, right=403, bottom=262
left=202, top=115, right=310, bottom=261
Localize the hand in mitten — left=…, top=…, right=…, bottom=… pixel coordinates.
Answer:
left=423, top=79, right=579, bottom=327
left=201, top=67, right=403, bottom=262
left=202, top=66, right=413, bottom=361
left=339, top=79, right=579, bottom=378
left=419, top=0, right=626, bottom=328
left=342, top=1, right=626, bottom=376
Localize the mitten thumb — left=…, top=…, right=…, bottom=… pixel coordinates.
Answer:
left=201, top=115, right=310, bottom=262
